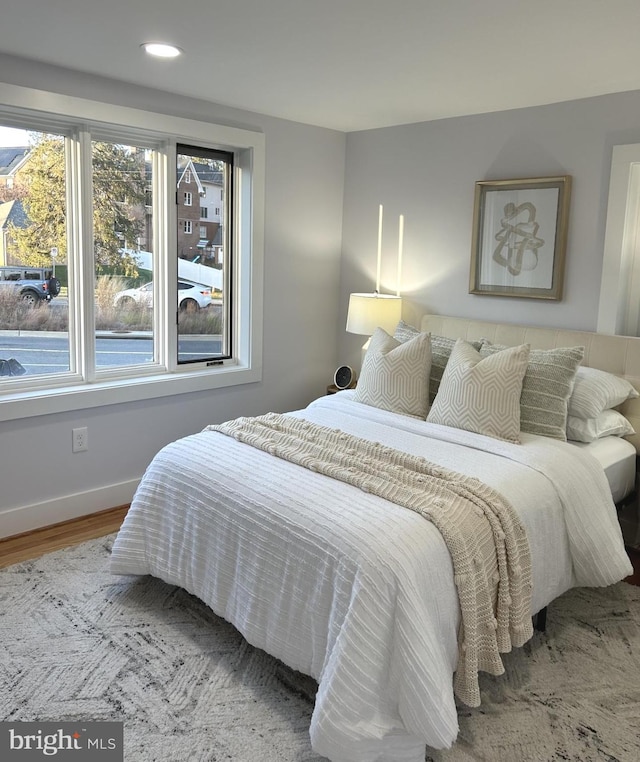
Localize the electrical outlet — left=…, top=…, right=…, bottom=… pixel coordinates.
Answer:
left=72, top=426, right=88, bottom=453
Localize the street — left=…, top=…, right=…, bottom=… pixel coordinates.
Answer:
left=0, top=333, right=223, bottom=374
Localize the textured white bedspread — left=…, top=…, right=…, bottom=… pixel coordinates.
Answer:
left=110, top=392, right=632, bottom=761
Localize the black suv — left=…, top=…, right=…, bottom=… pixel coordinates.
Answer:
left=0, top=266, right=61, bottom=305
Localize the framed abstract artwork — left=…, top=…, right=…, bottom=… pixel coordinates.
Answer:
left=469, top=176, right=571, bottom=300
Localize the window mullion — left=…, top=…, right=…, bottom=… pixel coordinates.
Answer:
left=66, top=132, right=95, bottom=381
left=71, top=129, right=97, bottom=382
left=161, top=143, right=178, bottom=371
left=235, top=148, right=254, bottom=366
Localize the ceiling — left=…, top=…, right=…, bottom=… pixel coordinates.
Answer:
left=2, top=0, right=640, bottom=132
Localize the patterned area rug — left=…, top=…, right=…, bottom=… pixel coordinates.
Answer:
left=0, top=536, right=639, bottom=762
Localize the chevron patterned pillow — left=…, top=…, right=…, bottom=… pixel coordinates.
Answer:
left=427, top=339, right=530, bottom=442
left=354, top=327, right=432, bottom=417
left=481, top=342, right=584, bottom=440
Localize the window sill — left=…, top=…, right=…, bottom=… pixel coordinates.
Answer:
left=0, top=364, right=261, bottom=423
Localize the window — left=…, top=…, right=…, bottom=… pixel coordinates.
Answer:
left=200, top=207, right=208, bottom=218
left=185, top=169, right=192, bottom=183
left=92, top=138, right=153, bottom=371
left=0, top=82, right=265, bottom=421
left=0, top=129, right=72, bottom=375
left=177, top=145, right=232, bottom=364
left=184, top=191, right=192, bottom=206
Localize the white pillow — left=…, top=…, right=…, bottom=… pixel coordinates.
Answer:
left=568, top=366, right=639, bottom=420
left=353, top=327, right=432, bottom=418
left=566, top=410, right=635, bottom=443
left=426, top=339, right=530, bottom=443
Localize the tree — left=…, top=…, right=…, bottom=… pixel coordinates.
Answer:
left=91, top=142, right=147, bottom=273
left=7, top=137, right=147, bottom=274
left=7, top=137, right=66, bottom=268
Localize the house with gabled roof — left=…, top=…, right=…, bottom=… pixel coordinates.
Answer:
left=0, top=146, right=30, bottom=189
left=0, top=199, right=27, bottom=266
left=176, top=157, right=223, bottom=265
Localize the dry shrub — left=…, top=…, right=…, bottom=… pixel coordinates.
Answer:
left=96, top=299, right=152, bottom=332
left=178, top=306, right=223, bottom=335
left=0, top=290, right=68, bottom=331
left=0, top=290, right=23, bottom=329
left=95, top=275, right=131, bottom=311
left=94, top=275, right=152, bottom=331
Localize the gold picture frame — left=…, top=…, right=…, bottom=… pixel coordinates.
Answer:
left=469, top=176, right=571, bottom=300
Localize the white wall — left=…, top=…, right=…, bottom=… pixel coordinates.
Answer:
left=338, top=91, right=640, bottom=369
left=0, top=53, right=345, bottom=537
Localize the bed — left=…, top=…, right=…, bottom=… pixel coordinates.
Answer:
left=110, top=314, right=636, bottom=762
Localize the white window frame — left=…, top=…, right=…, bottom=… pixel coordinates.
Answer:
left=184, top=191, right=192, bottom=206
left=0, top=82, right=265, bottom=423
left=184, top=220, right=193, bottom=234
left=598, top=143, right=640, bottom=336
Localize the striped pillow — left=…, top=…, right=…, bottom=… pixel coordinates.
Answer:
left=394, top=321, right=481, bottom=403
left=427, top=339, right=530, bottom=443
left=568, top=366, right=639, bottom=420
left=480, top=342, right=584, bottom=441
left=354, top=327, right=432, bottom=418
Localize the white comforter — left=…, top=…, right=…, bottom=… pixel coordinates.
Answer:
left=110, top=392, right=632, bottom=761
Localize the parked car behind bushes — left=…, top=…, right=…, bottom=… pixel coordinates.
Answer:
left=114, top=280, right=212, bottom=312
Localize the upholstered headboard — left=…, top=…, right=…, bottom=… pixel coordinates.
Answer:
left=420, top=314, right=640, bottom=452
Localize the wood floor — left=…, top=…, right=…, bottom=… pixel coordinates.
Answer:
left=0, top=505, right=129, bottom=569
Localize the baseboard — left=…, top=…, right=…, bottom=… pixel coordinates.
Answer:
left=0, top=479, right=140, bottom=539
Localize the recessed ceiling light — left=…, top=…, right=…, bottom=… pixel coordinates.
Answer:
left=141, top=42, right=183, bottom=59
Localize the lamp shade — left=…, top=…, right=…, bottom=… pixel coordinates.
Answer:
left=346, top=293, right=402, bottom=335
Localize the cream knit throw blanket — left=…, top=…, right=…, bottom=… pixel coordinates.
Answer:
left=206, top=413, right=533, bottom=706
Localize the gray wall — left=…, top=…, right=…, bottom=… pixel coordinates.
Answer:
left=4, top=51, right=640, bottom=536
left=0, top=54, right=346, bottom=535
left=338, top=90, right=640, bottom=369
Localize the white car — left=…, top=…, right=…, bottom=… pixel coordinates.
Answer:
left=114, top=280, right=212, bottom=311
